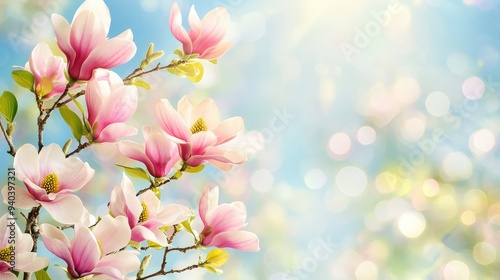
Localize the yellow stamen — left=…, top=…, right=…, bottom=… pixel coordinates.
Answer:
left=190, top=118, right=208, bottom=134
left=0, top=245, right=14, bottom=262
left=138, top=202, right=149, bottom=223
left=41, top=173, right=59, bottom=194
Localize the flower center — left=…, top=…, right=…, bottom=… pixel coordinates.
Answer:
left=0, top=245, right=14, bottom=262
left=41, top=173, right=59, bottom=194
left=200, top=225, right=214, bottom=239
left=190, top=118, right=208, bottom=134
left=138, top=202, right=149, bottom=223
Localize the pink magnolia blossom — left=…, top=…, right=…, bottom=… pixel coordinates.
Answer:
left=0, top=214, right=49, bottom=279
left=198, top=187, right=259, bottom=252
left=40, top=215, right=140, bottom=279
left=118, top=125, right=180, bottom=178
left=109, top=175, right=192, bottom=247
left=86, top=69, right=138, bottom=143
left=51, top=0, right=136, bottom=81
left=1, top=144, right=94, bottom=224
left=155, top=96, right=246, bottom=171
left=25, top=42, right=68, bottom=98
left=170, top=2, right=231, bottom=60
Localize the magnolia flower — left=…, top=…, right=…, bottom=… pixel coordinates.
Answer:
left=199, top=187, right=259, bottom=252
left=25, top=42, right=68, bottom=98
left=1, top=144, right=94, bottom=224
left=109, top=175, right=192, bottom=247
left=51, top=0, right=136, bottom=81
left=118, top=125, right=180, bottom=178
left=170, top=2, right=231, bottom=60
left=40, top=215, right=140, bottom=279
left=86, top=69, right=138, bottom=143
left=0, top=214, right=49, bottom=279
left=156, top=96, right=246, bottom=171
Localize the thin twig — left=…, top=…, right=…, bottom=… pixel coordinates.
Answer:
left=136, top=163, right=188, bottom=196
left=23, top=205, right=42, bottom=280
left=123, top=61, right=185, bottom=83
left=57, top=90, right=85, bottom=107
left=0, top=120, right=15, bottom=156
left=37, top=84, right=71, bottom=151
left=66, top=142, right=91, bottom=158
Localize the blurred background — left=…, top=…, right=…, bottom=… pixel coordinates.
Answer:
left=1, top=0, right=500, bottom=279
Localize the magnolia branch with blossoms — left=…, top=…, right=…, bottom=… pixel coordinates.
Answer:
left=0, top=0, right=259, bottom=279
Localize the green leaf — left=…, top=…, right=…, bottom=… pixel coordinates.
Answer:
left=186, top=165, right=204, bottom=173
left=12, top=70, right=35, bottom=90
left=146, top=43, right=155, bottom=58
left=209, top=59, right=218, bottom=64
left=116, top=165, right=151, bottom=181
left=59, top=105, right=83, bottom=141
left=62, top=139, right=72, bottom=154
left=131, top=79, right=152, bottom=90
left=205, top=248, right=229, bottom=267
left=204, top=264, right=224, bottom=275
left=35, top=268, right=52, bottom=280
left=0, top=91, right=18, bottom=123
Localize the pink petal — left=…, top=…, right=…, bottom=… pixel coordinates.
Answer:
left=95, top=123, right=138, bottom=143
left=198, top=187, right=219, bottom=225
left=143, top=125, right=179, bottom=177
left=85, top=76, right=104, bottom=125
left=40, top=224, right=77, bottom=276
left=58, top=160, right=95, bottom=192
left=192, top=7, right=230, bottom=55
left=109, top=175, right=142, bottom=227
left=169, top=2, right=193, bottom=54
left=93, top=216, right=131, bottom=255
left=41, top=194, right=85, bottom=224
left=94, top=251, right=139, bottom=278
left=13, top=144, right=40, bottom=184
left=131, top=225, right=167, bottom=246
left=192, top=147, right=246, bottom=167
left=74, top=0, right=111, bottom=33
left=199, top=40, right=231, bottom=60
left=51, top=14, right=76, bottom=67
left=79, top=36, right=137, bottom=81
left=14, top=253, right=49, bottom=273
left=71, top=226, right=100, bottom=275
left=94, top=84, right=138, bottom=130
left=2, top=185, right=38, bottom=209
left=117, top=141, right=154, bottom=175
left=69, top=10, right=107, bottom=76
left=155, top=203, right=192, bottom=226
left=177, top=95, right=193, bottom=124
left=156, top=99, right=191, bottom=142
left=190, top=131, right=217, bottom=156
left=187, top=5, right=202, bottom=43
left=28, top=43, right=51, bottom=81
left=191, top=98, right=220, bottom=130
left=213, top=116, right=243, bottom=145
left=204, top=203, right=246, bottom=244
left=208, top=231, right=260, bottom=252
left=38, top=143, right=67, bottom=178
left=0, top=269, right=18, bottom=280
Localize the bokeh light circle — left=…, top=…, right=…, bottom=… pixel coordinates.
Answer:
left=425, top=91, right=450, bottom=117
left=462, top=76, right=485, bottom=100
left=357, top=126, right=376, bottom=145
left=336, top=166, right=367, bottom=197
left=443, top=260, right=470, bottom=280
left=440, top=152, right=473, bottom=181
left=398, top=211, right=426, bottom=238
left=473, top=242, right=496, bottom=265
left=355, top=261, right=379, bottom=280
left=469, top=129, right=495, bottom=155
left=328, top=132, right=352, bottom=156
left=304, top=168, right=326, bottom=190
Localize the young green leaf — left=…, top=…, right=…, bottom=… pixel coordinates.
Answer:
left=0, top=91, right=18, bottom=123
left=12, top=70, right=35, bottom=90
left=186, top=165, right=205, bottom=173
left=116, top=165, right=151, bottom=181
left=34, top=268, right=52, bottom=280
left=59, top=105, right=83, bottom=141
left=131, top=79, right=152, bottom=90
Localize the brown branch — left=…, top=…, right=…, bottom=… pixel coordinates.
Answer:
left=23, top=204, right=42, bottom=280
left=37, top=84, right=71, bottom=151
left=0, top=120, right=15, bottom=156
left=57, top=90, right=85, bottom=107
left=123, top=61, right=185, bottom=83
left=66, top=142, right=91, bottom=158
